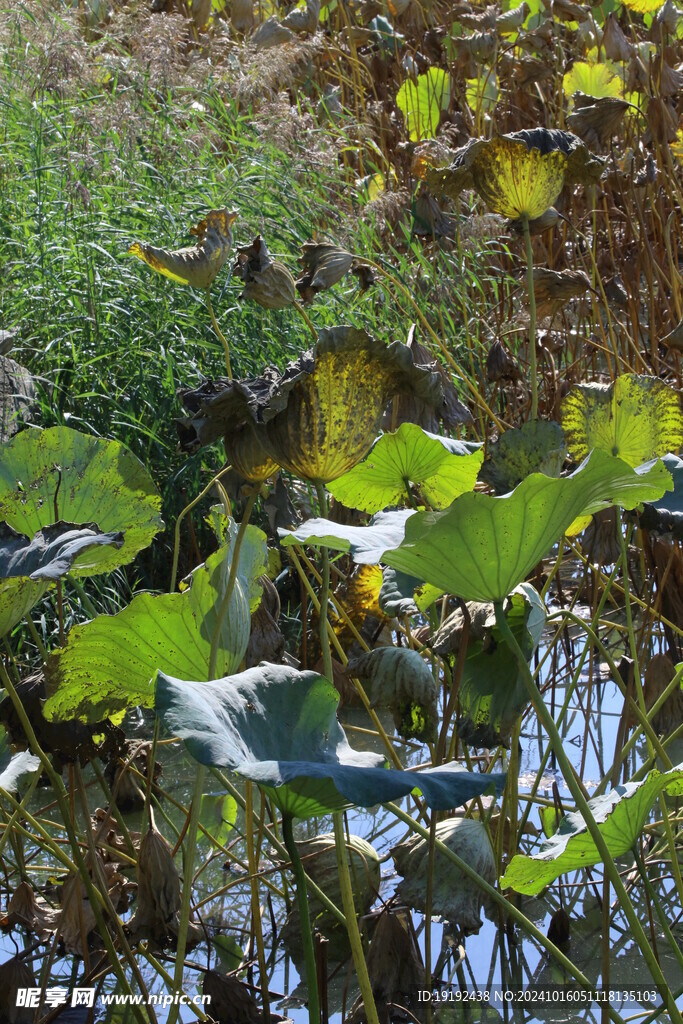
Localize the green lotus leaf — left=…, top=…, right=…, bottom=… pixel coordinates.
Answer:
left=396, top=67, right=451, bottom=142
left=0, top=428, right=163, bottom=576
left=393, top=817, right=495, bottom=934
left=501, top=763, right=683, bottom=895
left=561, top=374, right=683, bottom=467
left=198, top=794, right=238, bottom=848
left=382, top=451, right=672, bottom=603
left=0, top=726, right=40, bottom=792
left=379, top=567, right=443, bottom=616
left=328, top=424, right=483, bottom=512
left=479, top=421, right=567, bottom=494
left=639, top=453, right=683, bottom=539
left=427, top=129, right=604, bottom=217
left=154, top=663, right=506, bottom=820
left=457, top=584, right=545, bottom=746
left=0, top=522, right=125, bottom=636
left=346, top=647, right=439, bottom=742
left=279, top=510, right=413, bottom=564
left=43, top=520, right=267, bottom=723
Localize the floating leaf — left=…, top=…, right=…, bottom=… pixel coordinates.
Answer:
left=347, top=647, right=439, bottom=742
left=396, top=68, right=451, bottom=142
left=44, top=522, right=267, bottom=723
left=383, top=452, right=672, bottom=603
left=501, top=763, right=683, bottom=895
left=155, top=663, right=506, bottom=820
left=128, top=209, right=237, bottom=289
left=279, top=510, right=413, bottom=564
left=393, top=818, right=495, bottom=934
left=0, top=428, right=163, bottom=576
left=561, top=374, right=683, bottom=467
left=479, top=421, right=567, bottom=494
left=328, top=424, right=483, bottom=512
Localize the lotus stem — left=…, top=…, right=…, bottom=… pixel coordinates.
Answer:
left=293, top=300, right=319, bottom=341
left=245, top=781, right=270, bottom=1024
left=170, top=466, right=232, bottom=594
left=333, top=811, right=380, bottom=1024
left=522, top=216, right=538, bottom=421
left=314, top=482, right=334, bottom=682
left=283, top=815, right=321, bottom=1024
left=493, top=601, right=683, bottom=1022
left=206, top=286, right=232, bottom=379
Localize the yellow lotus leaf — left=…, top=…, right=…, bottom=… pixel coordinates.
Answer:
left=128, top=209, right=237, bottom=289
left=471, top=136, right=567, bottom=219
left=563, top=61, right=623, bottom=104
left=223, top=423, right=279, bottom=483
left=341, top=564, right=386, bottom=622
left=621, top=0, right=665, bottom=12
left=561, top=374, right=683, bottom=467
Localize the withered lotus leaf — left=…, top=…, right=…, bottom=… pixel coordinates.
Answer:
left=233, top=235, right=296, bottom=310
left=567, top=94, right=631, bottom=149
left=128, top=826, right=182, bottom=944
left=427, top=129, right=604, bottom=219
left=531, top=267, right=592, bottom=319
left=0, top=957, right=36, bottom=1024
left=296, top=241, right=355, bottom=302
left=128, top=209, right=237, bottom=289
left=180, top=328, right=443, bottom=484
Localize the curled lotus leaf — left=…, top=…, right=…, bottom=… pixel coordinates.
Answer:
left=427, top=129, right=604, bottom=218
left=393, top=817, right=496, bottom=934
left=561, top=374, right=683, bottom=467
left=128, top=209, right=237, bottom=289
left=154, top=663, right=506, bottom=820
left=378, top=566, right=443, bottom=616
left=233, top=235, right=297, bottom=310
left=328, top=423, right=483, bottom=513
left=347, top=647, right=439, bottom=742
left=296, top=241, right=355, bottom=303
left=638, top=453, right=683, bottom=539
left=178, top=329, right=442, bottom=483
left=0, top=521, right=124, bottom=636
left=0, top=427, right=162, bottom=577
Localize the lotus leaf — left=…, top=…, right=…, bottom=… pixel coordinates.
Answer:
left=198, top=794, right=238, bottom=848
left=128, top=209, right=237, bottom=289
left=379, top=567, right=443, bottom=616
left=396, top=68, right=451, bottom=142
left=382, top=451, right=672, bottom=603
left=44, top=520, right=267, bottom=723
left=0, top=427, right=162, bottom=576
left=279, top=510, right=413, bottom=564
left=178, top=328, right=443, bottom=484
left=0, top=521, right=124, bottom=636
left=328, top=424, right=483, bottom=512
left=561, top=374, right=683, bottom=467
left=0, top=726, right=40, bottom=792
left=347, top=647, right=439, bottom=742
left=427, top=129, right=604, bottom=218
left=639, top=453, right=683, bottom=538
left=296, top=242, right=354, bottom=302
left=457, top=584, right=546, bottom=746
left=154, top=663, right=506, bottom=819
left=622, top=0, right=665, bottom=11
left=479, top=421, right=567, bottom=494
left=562, top=61, right=623, bottom=102
left=233, top=235, right=296, bottom=310
left=393, top=817, right=495, bottom=934
left=501, top=763, right=683, bottom=895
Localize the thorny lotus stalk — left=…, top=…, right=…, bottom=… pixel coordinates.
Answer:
left=206, top=286, right=232, bottom=379
left=522, top=217, right=538, bottom=421
left=493, top=602, right=683, bottom=1024
left=282, top=815, right=321, bottom=1024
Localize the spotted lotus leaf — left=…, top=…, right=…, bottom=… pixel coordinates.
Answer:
left=479, top=421, right=567, bottom=494
left=180, top=329, right=443, bottom=485
left=427, top=129, right=604, bottom=218
left=561, top=374, right=683, bottom=467
left=347, top=647, right=439, bottom=742
left=129, top=209, right=237, bottom=289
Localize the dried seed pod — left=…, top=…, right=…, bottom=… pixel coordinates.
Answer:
left=234, top=236, right=297, bottom=310
left=296, top=242, right=354, bottom=302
